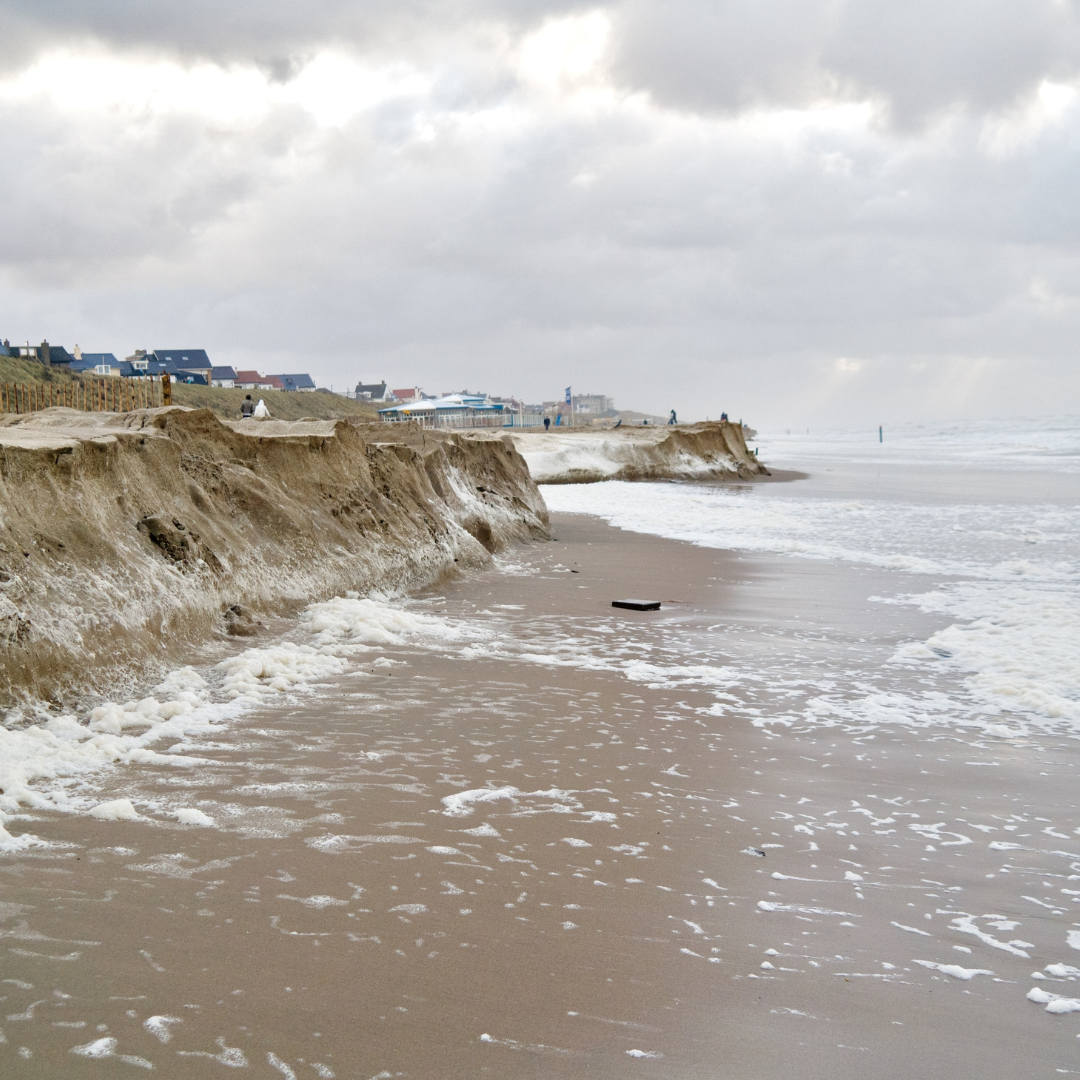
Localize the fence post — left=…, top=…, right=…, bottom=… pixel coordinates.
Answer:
left=161, top=375, right=172, bottom=407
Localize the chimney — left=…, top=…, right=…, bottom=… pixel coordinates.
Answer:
left=73, top=344, right=82, bottom=361
left=40, top=339, right=51, bottom=367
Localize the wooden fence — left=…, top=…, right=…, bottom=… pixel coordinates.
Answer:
left=0, top=376, right=172, bottom=415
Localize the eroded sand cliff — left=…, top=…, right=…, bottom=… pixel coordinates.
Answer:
left=0, top=408, right=547, bottom=707
left=476, top=420, right=766, bottom=483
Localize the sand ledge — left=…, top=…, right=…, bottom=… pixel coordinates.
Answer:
left=472, top=420, right=766, bottom=483
left=0, top=407, right=548, bottom=707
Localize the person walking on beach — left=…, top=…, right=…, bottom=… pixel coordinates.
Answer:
left=669, top=409, right=677, bottom=425
left=241, top=394, right=255, bottom=419
left=544, top=416, right=550, bottom=431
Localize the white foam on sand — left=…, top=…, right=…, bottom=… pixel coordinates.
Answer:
left=0, top=596, right=472, bottom=845
left=300, top=595, right=483, bottom=650
left=440, top=787, right=582, bottom=818
left=913, top=959, right=994, bottom=980
left=1027, top=986, right=1080, bottom=1013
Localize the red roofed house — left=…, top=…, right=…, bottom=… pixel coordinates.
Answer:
left=392, top=387, right=422, bottom=402
left=235, top=370, right=275, bottom=390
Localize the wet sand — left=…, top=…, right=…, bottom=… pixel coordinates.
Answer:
left=2, top=513, right=1079, bottom=1077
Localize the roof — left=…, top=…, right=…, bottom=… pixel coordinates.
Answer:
left=154, top=349, right=211, bottom=368
left=379, top=393, right=507, bottom=415
left=391, top=388, right=420, bottom=398
left=263, top=375, right=286, bottom=390
left=234, top=370, right=265, bottom=384
left=71, top=352, right=119, bottom=370
left=274, top=373, right=316, bottom=391
left=356, top=382, right=387, bottom=395
left=211, top=366, right=237, bottom=380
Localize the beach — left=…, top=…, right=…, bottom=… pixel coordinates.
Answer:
left=0, top=417, right=1078, bottom=1077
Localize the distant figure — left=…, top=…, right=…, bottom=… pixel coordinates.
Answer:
left=240, top=394, right=255, bottom=418
left=642, top=419, right=648, bottom=425
left=544, top=416, right=550, bottom=431
left=879, top=425, right=883, bottom=443
left=613, top=419, right=622, bottom=428
left=669, top=409, right=677, bottom=425
left=253, top=398, right=270, bottom=418
left=720, top=411, right=728, bottom=421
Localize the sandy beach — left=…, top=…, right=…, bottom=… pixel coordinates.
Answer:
left=3, top=427, right=1079, bottom=1078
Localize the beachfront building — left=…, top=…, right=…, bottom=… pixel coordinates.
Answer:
left=211, top=366, right=237, bottom=388
left=572, top=392, right=615, bottom=415
left=379, top=392, right=513, bottom=428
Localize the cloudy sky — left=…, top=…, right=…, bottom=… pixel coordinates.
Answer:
left=2, top=1, right=1079, bottom=424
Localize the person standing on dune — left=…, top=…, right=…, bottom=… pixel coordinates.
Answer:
left=241, top=395, right=255, bottom=419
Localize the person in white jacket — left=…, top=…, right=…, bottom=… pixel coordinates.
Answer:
left=253, top=399, right=270, bottom=418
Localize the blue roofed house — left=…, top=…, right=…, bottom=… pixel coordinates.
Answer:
left=152, top=349, right=212, bottom=384
left=211, top=366, right=237, bottom=388
left=274, top=373, right=317, bottom=392
left=71, top=352, right=121, bottom=375
left=5, top=340, right=76, bottom=367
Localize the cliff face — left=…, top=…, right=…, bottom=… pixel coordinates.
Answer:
left=0, top=409, right=548, bottom=707
left=481, top=421, right=767, bottom=484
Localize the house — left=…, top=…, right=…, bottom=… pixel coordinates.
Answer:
left=9, top=340, right=75, bottom=367
left=71, top=352, right=121, bottom=374
left=274, top=373, right=316, bottom=392
left=391, top=387, right=423, bottom=403
left=355, top=381, right=390, bottom=401
left=152, top=349, right=212, bottom=385
left=234, top=370, right=269, bottom=390
left=263, top=375, right=286, bottom=391
left=153, top=349, right=210, bottom=369
left=122, top=351, right=184, bottom=381
left=211, top=366, right=237, bottom=388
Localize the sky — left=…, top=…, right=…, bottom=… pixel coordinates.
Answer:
left=2, top=1, right=1080, bottom=425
